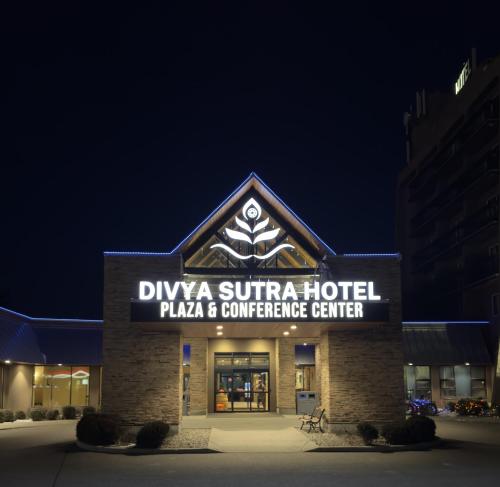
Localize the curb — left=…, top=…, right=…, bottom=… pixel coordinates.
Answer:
left=306, top=438, right=443, bottom=452
left=76, top=440, right=220, bottom=455
left=0, top=420, right=77, bottom=431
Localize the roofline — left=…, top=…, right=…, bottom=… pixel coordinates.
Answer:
left=342, top=253, right=401, bottom=258
left=403, top=321, right=489, bottom=325
left=251, top=173, right=336, bottom=255
left=170, top=171, right=336, bottom=255
left=0, top=306, right=102, bottom=324
left=103, top=251, right=172, bottom=256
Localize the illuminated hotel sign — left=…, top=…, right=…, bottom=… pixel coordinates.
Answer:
left=131, top=280, right=389, bottom=322
left=210, top=198, right=295, bottom=261
left=455, top=59, right=471, bottom=95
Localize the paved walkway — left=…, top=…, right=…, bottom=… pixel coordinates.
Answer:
left=183, top=413, right=317, bottom=452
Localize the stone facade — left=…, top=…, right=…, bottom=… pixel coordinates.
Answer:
left=321, top=256, right=405, bottom=431
left=185, top=338, right=208, bottom=415
left=101, top=252, right=404, bottom=429
left=102, top=254, right=184, bottom=427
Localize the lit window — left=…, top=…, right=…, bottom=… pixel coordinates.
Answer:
left=440, top=366, right=456, bottom=398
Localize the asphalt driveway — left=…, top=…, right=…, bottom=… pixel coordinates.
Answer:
left=1, top=418, right=499, bottom=486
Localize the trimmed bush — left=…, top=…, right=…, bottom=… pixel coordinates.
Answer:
left=15, top=410, right=26, bottom=420
left=357, top=422, right=379, bottom=445
left=82, top=406, right=96, bottom=417
left=455, top=398, right=489, bottom=416
left=381, top=422, right=413, bottom=445
left=136, top=421, right=169, bottom=449
left=46, top=409, right=60, bottom=420
left=406, top=416, right=436, bottom=443
left=29, top=408, right=47, bottom=421
left=62, top=405, right=77, bottom=420
left=0, top=409, right=15, bottom=423
left=76, top=414, right=121, bottom=446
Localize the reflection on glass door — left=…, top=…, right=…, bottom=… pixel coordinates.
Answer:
left=214, top=353, right=270, bottom=412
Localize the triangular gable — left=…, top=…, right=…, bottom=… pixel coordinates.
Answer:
left=172, top=173, right=335, bottom=270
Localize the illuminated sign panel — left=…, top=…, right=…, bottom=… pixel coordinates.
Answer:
left=130, top=280, right=389, bottom=322
left=455, top=59, right=471, bottom=95
left=210, top=198, right=295, bottom=261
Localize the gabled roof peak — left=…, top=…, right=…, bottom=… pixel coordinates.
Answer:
left=171, top=172, right=335, bottom=257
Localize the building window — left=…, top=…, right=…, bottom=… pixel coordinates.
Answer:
left=440, top=366, right=456, bottom=398
left=470, top=366, right=486, bottom=398
left=295, top=345, right=316, bottom=392
left=32, top=365, right=90, bottom=408
left=404, top=365, right=431, bottom=400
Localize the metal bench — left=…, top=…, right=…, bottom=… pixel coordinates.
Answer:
left=299, top=407, right=325, bottom=432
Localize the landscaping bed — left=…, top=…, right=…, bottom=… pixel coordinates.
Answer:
left=163, top=428, right=211, bottom=449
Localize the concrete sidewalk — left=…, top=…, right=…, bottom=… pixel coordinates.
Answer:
left=183, top=413, right=316, bottom=452
left=209, top=426, right=316, bottom=452
left=183, top=413, right=300, bottom=430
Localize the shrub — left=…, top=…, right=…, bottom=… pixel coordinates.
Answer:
left=29, top=408, right=47, bottom=421
left=455, top=398, right=489, bottom=416
left=381, top=422, right=413, bottom=445
left=76, top=414, right=121, bottom=446
left=406, top=416, right=436, bottom=443
left=82, top=406, right=96, bottom=417
left=356, top=422, right=379, bottom=445
left=136, top=421, right=169, bottom=449
left=46, top=409, right=60, bottom=420
left=0, top=409, right=15, bottom=423
left=62, top=405, right=77, bottom=420
left=15, top=410, right=26, bottom=420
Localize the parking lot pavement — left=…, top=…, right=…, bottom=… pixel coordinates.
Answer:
left=1, top=417, right=500, bottom=486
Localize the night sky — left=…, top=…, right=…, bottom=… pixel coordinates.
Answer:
left=3, top=3, right=500, bottom=318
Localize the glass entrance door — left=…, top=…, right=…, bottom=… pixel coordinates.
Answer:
left=214, top=353, right=270, bottom=412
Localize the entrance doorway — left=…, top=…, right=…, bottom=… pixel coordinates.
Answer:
left=214, top=353, right=270, bottom=412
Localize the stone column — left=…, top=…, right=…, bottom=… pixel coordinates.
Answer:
left=322, top=328, right=405, bottom=432
left=89, top=365, right=101, bottom=408
left=314, top=343, right=322, bottom=400
left=430, top=366, right=441, bottom=406
left=102, top=254, right=184, bottom=432
left=185, top=338, right=208, bottom=415
left=276, top=338, right=296, bottom=414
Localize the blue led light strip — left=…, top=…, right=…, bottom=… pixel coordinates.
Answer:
left=103, top=251, right=172, bottom=256
left=342, top=253, right=400, bottom=257
left=0, top=306, right=102, bottom=324
left=403, top=321, right=489, bottom=325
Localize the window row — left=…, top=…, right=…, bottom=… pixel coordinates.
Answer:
left=404, top=365, right=486, bottom=400
left=32, top=365, right=93, bottom=408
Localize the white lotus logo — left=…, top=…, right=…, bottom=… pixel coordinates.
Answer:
left=210, top=198, right=295, bottom=260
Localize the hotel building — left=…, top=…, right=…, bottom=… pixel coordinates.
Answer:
left=0, top=173, right=494, bottom=428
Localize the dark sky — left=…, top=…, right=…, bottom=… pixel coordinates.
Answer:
left=2, top=3, right=500, bottom=318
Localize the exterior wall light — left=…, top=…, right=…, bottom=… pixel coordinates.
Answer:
left=217, top=331, right=223, bottom=336
left=408, top=363, right=413, bottom=366
left=303, top=342, right=308, bottom=346
left=4, top=359, right=11, bottom=364
left=290, top=325, right=297, bottom=330
left=216, top=325, right=223, bottom=330
left=465, top=362, right=470, bottom=366
left=57, top=363, right=63, bottom=366
left=283, top=331, right=290, bottom=336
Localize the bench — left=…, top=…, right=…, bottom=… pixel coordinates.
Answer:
left=299, top=407, right=325, bottom=433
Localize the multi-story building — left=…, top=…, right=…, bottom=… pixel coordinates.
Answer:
left=398, top=50, right=500, bottom=401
